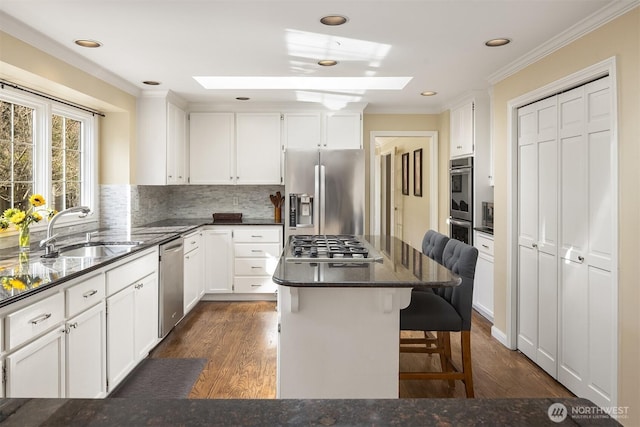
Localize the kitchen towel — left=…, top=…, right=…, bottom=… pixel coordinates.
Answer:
left=109, top=357, right=207, bottom=399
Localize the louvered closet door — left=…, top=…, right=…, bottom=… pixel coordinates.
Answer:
left=517, top=96, right=559, bottom=377
left=558, top=76, right=614, bottom=407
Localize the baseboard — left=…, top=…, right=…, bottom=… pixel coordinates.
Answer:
left=491, top=325, right=514, bottom=349
left=201, top=293, right=276, bottom=302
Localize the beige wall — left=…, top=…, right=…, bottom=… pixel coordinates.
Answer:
left=492, top=8, right=639, bottom=421
left=0, top=31, right=137, bottom=184
left=363, top=113, right=450, bottom=235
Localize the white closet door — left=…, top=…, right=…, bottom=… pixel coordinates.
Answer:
left=517, top=97, right=558, bottom=377
left=558, top=77, right=614, bottom=408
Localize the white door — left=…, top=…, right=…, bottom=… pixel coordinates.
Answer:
left=66, top=302, right=107, bottom=398
left=558, top=77, right=615, bottom=407
left=517, top=96, right=558, bottom=377
left=184, top=244, right=203, bottom=313
left=106, top=285, right=136, bottom=390
left=236, top=113, right=282, bottom=184
left=325, top=112, right=361, bottom=149
left=283, top=113, right=322, bottom=149
left=204, top=229, right=233, bottom=293
left=134, top=272, right=159, bottom=360
left=6, top=328, right=66, bottom=397
left=189, top=112, right=235, bottom=184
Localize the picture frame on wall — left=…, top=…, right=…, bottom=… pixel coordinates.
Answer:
left=402, top=153, right=409, bottom=195
left=414, top=148, right=423, bottom=197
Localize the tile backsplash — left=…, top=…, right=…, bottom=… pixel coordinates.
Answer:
left=100, top=184, right=285, bottom=228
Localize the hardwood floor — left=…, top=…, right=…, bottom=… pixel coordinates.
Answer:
left=151, top=301, right=573, bottom=399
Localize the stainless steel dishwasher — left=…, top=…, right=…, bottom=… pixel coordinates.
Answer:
left=159, top=236, right=184, bottom=338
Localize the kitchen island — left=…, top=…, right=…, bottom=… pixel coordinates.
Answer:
left=272, top=235, right=461, bottom=399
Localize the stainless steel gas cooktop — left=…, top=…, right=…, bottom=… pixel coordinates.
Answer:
left=285, top=235, right=383, bottom=262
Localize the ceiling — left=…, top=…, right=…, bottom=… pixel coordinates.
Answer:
left=0, top=0, right=633, bottom=113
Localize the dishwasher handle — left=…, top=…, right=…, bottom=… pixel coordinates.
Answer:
left=161, top=239, right=183, bottom=253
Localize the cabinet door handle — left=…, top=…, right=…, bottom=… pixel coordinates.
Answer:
left=135, top=283, right=144, bottom=289
left=69, top=322, right=78, bottom=329
left=30, top=313, right=52, bottom=325
left=578, top=256, right=585, bottom=263
left=532, top=243, right=538, bottom=248
left=83, top=289, right=98, bottom=298
left=482, top=244, right=489, bottom=249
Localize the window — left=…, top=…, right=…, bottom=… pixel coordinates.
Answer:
left=51, top=113, right=83, bottom=212
left=0, top=88, right=96, bottom=230
left=0, top=99, right=35, bottom=212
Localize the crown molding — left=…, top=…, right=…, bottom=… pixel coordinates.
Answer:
left=487, top=1, right=639, bottom=85
left=0, top=11, right=140, bottom=97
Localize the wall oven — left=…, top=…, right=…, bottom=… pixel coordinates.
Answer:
left=449, top=156, right=473, bottom=244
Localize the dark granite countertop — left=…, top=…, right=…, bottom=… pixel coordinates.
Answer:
left=0, top=217, right=282, bottom=308
left=0, top=397, right=621, bottom=426
left=273, top=235, right=461, bottom=289
left=474, top=226, right=494, bottom=235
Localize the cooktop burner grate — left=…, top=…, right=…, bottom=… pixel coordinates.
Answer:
left=287, top=235, right=382, bottom=262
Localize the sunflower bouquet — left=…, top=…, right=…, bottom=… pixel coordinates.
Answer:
left=0, top=194, right=57, bottom=248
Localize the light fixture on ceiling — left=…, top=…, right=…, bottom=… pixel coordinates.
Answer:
left=74, top=39, right=102, bottom=48
left=320, top=15, right=348, bottom=26
left=485, top=38, right=511, bottom=47
left=420, top=91, right=437, bottom=96
left=236, top=97, right=250, bottom=101
left=142, top=80, right=161, bottom=86
left=318, top=60, right=338, bottom=67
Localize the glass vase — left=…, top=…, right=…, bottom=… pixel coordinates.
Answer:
left=18, top=226, right=30, bottom=251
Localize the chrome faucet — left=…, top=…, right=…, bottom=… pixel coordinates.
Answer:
left=40, top=206, right=92, bottom=256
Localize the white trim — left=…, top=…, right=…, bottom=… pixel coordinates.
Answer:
left=488, top=2, right=638, bottom=85
left=369, top=131, right=438, bottom=236
left=490, top=326, right=510, bottom=348
left=505, top=56, right=618, bottom=403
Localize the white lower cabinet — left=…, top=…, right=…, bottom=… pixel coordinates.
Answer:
left=5, top=327, right=66, bottom=398
left=473, top=231, right=494, bottom=322
left=204, top=229, right=233, bottom=293
left=66, top=302, right=107, bottom=398
left=184, top=231, right=204, bottom=314
left=106, top=272, right=158, bottom=390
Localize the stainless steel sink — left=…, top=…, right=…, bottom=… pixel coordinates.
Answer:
left=53, top=241, right=143, bottom=258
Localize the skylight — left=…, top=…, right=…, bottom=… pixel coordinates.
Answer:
left=193, top=76, right=411, bottom=91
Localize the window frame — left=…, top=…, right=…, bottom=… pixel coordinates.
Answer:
left=0, top=87, right=98, bottom=237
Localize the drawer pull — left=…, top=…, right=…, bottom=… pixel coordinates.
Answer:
left=135, top=283, right=144, bottom=290
left=83, top=289, right=98, bottom=298
left=251, top=235, right=263, bottom=238
left=251, top=266, right=262, bottom=269
left=578, top=255, right=585, bottom=263
left=190, top=240, right=197, bottom=244
left=482, top=244, right=489, bottom=248
left=251, top=250, right=263, bottom=253
left=69, top=322, right=79, bottom=329
left=251, top=284, right=261, bottom=287
left=30, top=313, right=52, bottom=325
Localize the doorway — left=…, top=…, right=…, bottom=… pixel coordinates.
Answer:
left=370, top=131, right=438, bottom=248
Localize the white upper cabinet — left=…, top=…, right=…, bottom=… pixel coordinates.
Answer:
left=189, top=112, right=235, bottom=184
left=450, top=101, right=474, bottom=158
left=283, top=113, right=322, bottom=149
left=325, top=112, right=362, bottom=149
left=137, top=91, right=188, bottom=185
left=236, top=113, right=282, bottom=185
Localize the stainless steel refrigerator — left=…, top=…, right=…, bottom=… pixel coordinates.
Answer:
left=285, top=149, right=364, bottom=239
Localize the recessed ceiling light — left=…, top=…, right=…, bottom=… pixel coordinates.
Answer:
left=235, top=97, right=250, bottom=101
left=142, top=80, right=161, bottom=86
left=320, top=15, right=348, bottom=26
left=420, top=91, right=437, bottom=96
left=485, top=38, right=511, bottom=47
left=318, top=60, right=338, bottom=67
left=74, top=39, right=102, bottom=48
